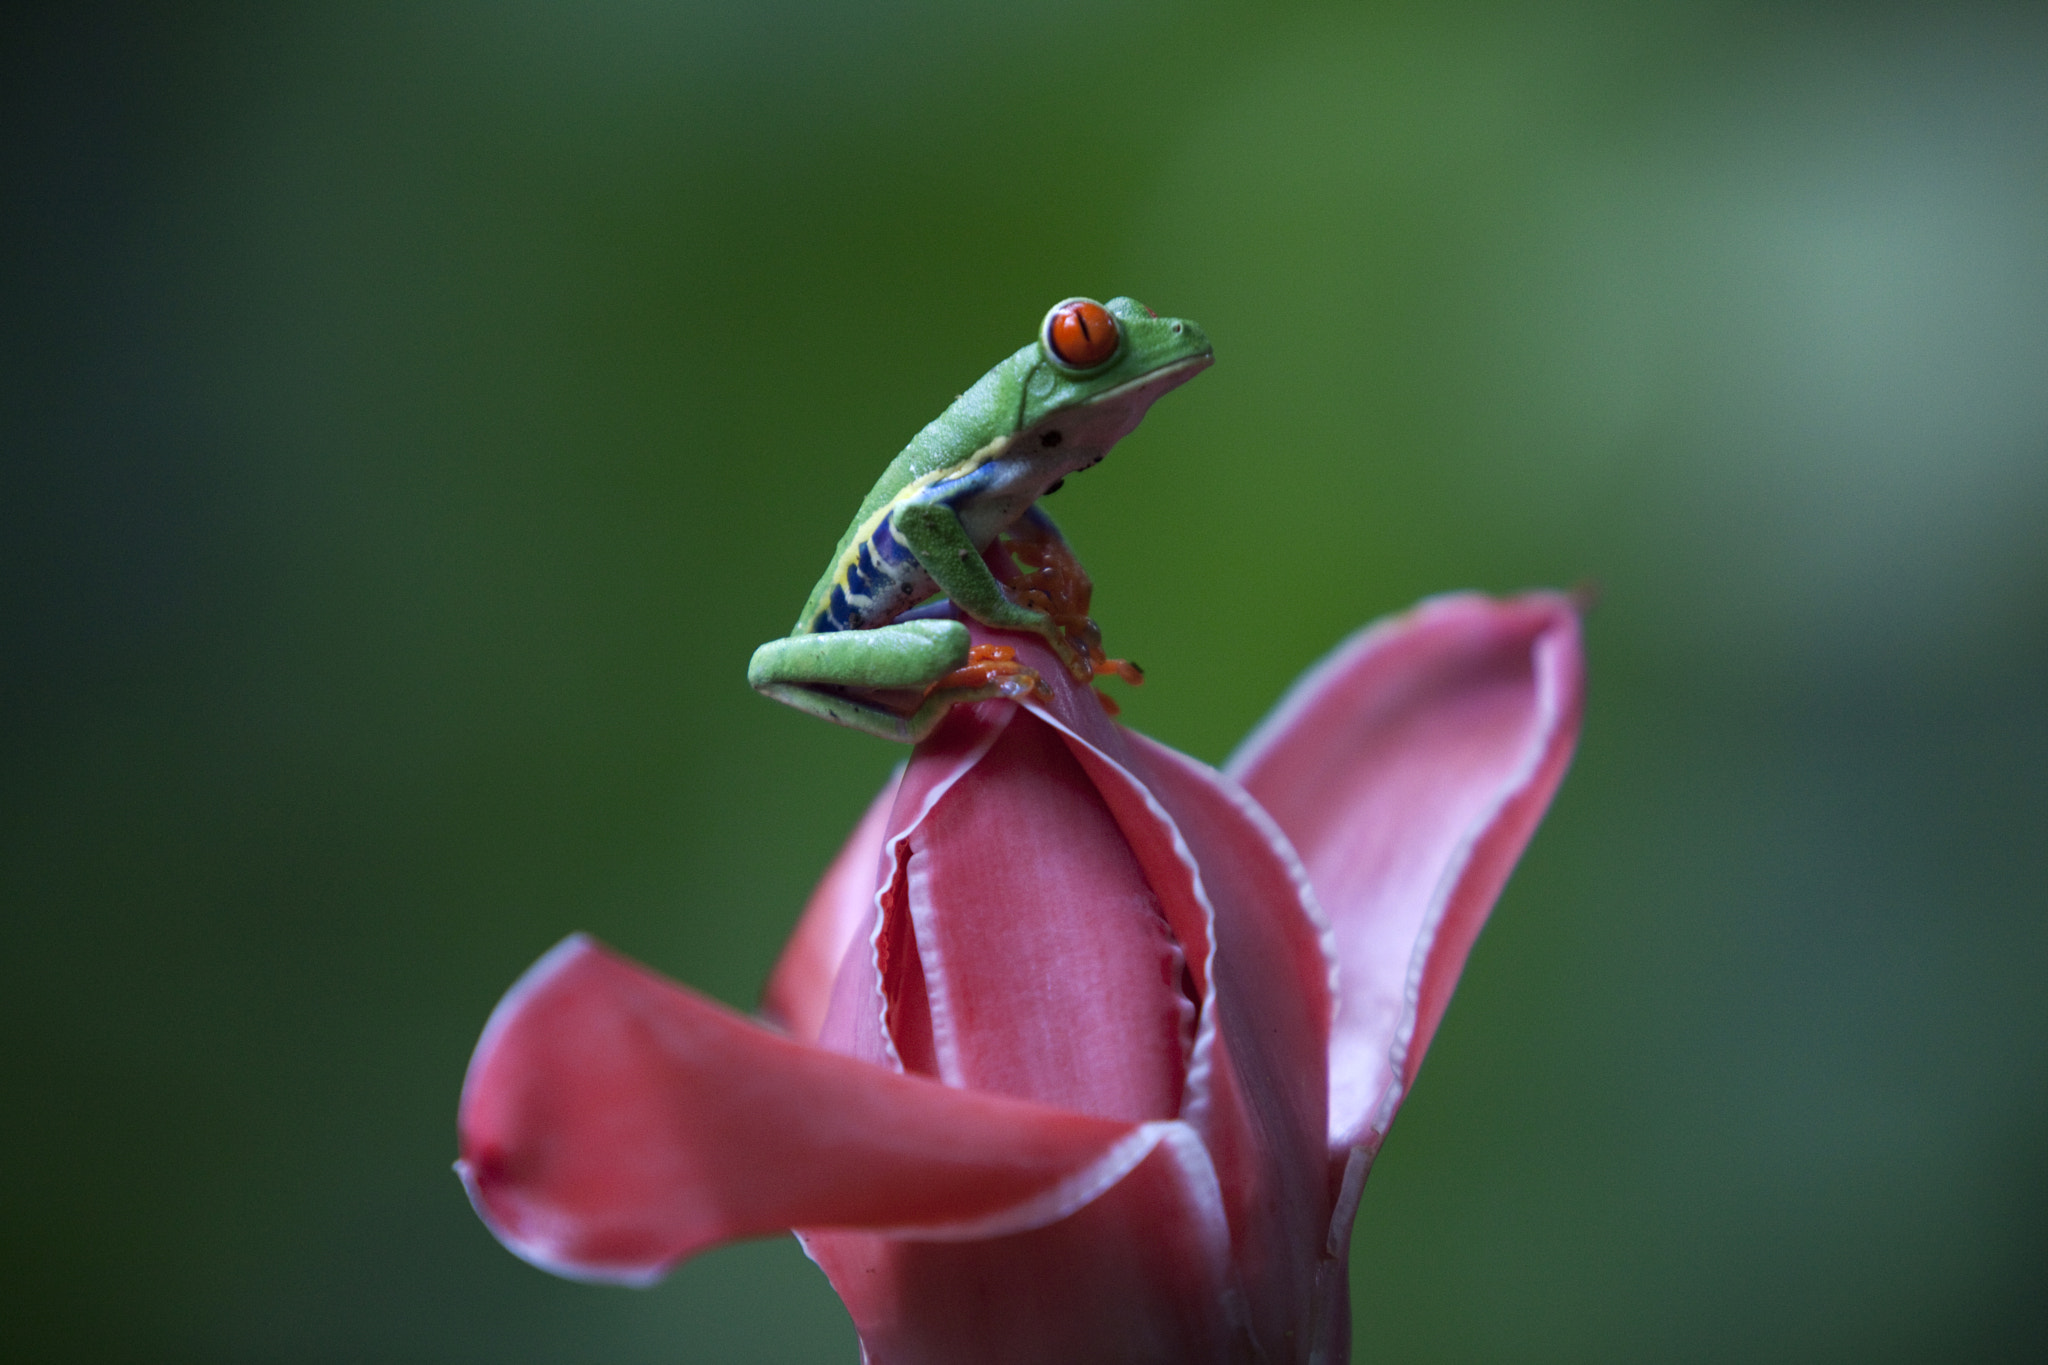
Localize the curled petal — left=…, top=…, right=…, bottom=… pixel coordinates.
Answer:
left=1123, top=735, right=1338, bottom=1362
left=1024, top=704, right=1222, bottom=1123
left=457, top=936, right=1153, bottom=1284
left=1227, top=592, right=1585, bottom=1152
left=813, top=699, right=1017, bottom=1077
left=803, top=1122, right=1242, bottom=1365
left=903, top=706, right=1190, bottom=1121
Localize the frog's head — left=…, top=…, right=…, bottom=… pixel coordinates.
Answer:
left=1014, top=296, right=1213, bottom=461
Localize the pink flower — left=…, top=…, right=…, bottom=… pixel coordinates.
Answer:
left=457, top=592, right=1583, bottom=1364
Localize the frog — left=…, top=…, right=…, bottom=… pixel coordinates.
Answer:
left=747, top=296, right=1213, bottom=743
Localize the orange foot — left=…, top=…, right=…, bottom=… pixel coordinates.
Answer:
left=932, top=643, right=1050, bottom=702
left=1094, top=657, right=1144, bottom=687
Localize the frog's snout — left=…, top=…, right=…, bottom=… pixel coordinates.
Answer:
left=1167, top=317, right=1214, bottom=361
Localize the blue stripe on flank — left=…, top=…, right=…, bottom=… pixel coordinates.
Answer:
left=828, top=585, right=855, bottom=628
left=857, top=540, right=881, bottom=583
left=843, top=554, right=871, bottom=600
left=810, top=609, right=836, bottom=634
left=871, top=518, right=910, bottom=567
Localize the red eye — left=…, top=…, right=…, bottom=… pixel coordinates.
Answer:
left=1043, top=299, right=1120, bottom=369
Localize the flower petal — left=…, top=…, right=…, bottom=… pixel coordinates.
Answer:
left=1025, top=705, right=1223, bottom=1123
left=457, top=935, right=1153, bottom=1284
left=802, top=1121, right=1242, bottom=1365
left=1226, top=592, right=1585, bottom=1151
left=977, top=635, right=1342, bottom=1360
left=901, top=707, right=1190, bottom=1122
left=1124, top=735, right=1340, bottom=1363
left=812, top=698, right=1018, bottom=1077
left=760, top=765, right=900, bottom=1042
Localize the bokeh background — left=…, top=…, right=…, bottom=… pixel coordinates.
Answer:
left=7, top=2, right=2046, bottom=1360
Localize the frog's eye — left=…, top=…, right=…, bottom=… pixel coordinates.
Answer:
left=1041, top=298, right=1120, bottom=370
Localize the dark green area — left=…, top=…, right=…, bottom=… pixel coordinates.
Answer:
left=5, top=2, right=2045, bottom=1360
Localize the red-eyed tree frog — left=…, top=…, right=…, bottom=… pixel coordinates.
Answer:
left=748, top=296, right=1213, bottom=743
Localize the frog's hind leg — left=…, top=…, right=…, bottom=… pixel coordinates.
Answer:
left=750, top=619, right=971, bottom=692
left=749, top=619, right=1031, bottom=744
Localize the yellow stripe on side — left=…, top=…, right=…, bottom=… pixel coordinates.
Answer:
left=824, top=432, right=1013, bottom=601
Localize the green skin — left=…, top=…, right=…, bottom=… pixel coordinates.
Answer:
left=748, top=296, right=1213, bottom=743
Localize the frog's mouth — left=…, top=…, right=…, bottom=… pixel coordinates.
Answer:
left=1022, top=352, right=1215, bottom=471
left=1090, top=351, right=1215, bottom=411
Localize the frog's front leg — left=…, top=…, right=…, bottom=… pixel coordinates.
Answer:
left=748, top=620, right=1034, bottom=744
left=890, top=501, right=1093, bottom=682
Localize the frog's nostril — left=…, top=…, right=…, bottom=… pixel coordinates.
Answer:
left=1171, top=322, right=1183, bottom=334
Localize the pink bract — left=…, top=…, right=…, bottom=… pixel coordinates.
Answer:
left=458, top=592, right=1584, bottom=1365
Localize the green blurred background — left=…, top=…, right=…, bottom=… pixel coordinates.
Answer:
left=6, top=2, right=2046, bottom=1360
